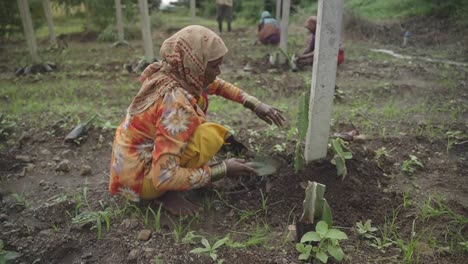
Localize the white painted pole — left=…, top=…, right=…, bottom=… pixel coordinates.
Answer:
left=41, top=0, right=56, bottom=45
left=304, top=0, right=343, bottom=162
left=138, top=0, right=154, bottom=62
left=190, top=0, right=196, bottom=24
left=278, top=0, right=290, bottom=63
left=276, top=0, right=282, bottom=20
left=18, top=0, right=40, bottom=63
left=115, top=0, right=125, bottom=42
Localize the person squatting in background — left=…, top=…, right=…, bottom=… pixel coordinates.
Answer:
left=257, top=11, right=281, bottom=45
left=294, top=16, right=345, bottom=69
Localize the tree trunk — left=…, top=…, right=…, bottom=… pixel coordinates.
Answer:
left=18, top=0, right=40, bottom=63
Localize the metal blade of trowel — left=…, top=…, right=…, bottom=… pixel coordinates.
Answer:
left=246, top=156, right=282, bottom=176
left=64, top=115, right=97, bottom=143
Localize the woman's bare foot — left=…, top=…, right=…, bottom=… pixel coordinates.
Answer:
left=155, top=191, right=201, bottom=216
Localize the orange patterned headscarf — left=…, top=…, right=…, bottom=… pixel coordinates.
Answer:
left=304, top=16, right=317, bottom=32
left=128, top=25, right=228, bottom=115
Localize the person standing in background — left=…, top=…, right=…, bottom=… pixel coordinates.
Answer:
left=216, top=0, right=233, bottom=32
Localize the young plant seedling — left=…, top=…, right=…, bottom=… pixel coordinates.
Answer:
left=297, top=182, right=333, bottom=241
left=445, top=130, right=466, bottom=154
left=401, top=155, right=423, bottom=174
left=330, top=138, right=353, bottom=180
left=355, top=220, right=378, bottom=239
left=190, top=236, right=229, bottom=262
left=296, top=221, right=348, bottom=263
left=182, top=231, right=204, bottom=245
left=0, top=240, right=20, bottom=264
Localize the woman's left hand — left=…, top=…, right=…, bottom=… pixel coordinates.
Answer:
left=254, top=103, right=286, bottom=127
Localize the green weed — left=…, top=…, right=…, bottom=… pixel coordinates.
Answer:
left=144, top=204, right=163, bottom=232
left=401, top=155, right=423, bottom=174
left=355, top=220, right=379, bottom=239
left=169, top=216, right=193, bottom=243
left=395, top=219, right=420, bottom=263
left=0, top=240, right=20, bottom=264
left=190, top=235, right=229, bottom=263
left=446, top=130, right=466, bottom=154
left=72, top=207, right=113, bottom=239
left=10, top=193, right=28, bottom=208
left=0, top=114, right=15, bottom=142
left=330, top=138, right=353, bottom=179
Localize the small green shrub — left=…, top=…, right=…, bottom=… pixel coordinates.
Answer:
left=0, top=114, right=15, bottom=142
left=296, top=221, right=348, bottom=263
left=401, top=155, right=423, bottom=174
left=355, top=219, right=378, bottom=239
left=0, top=240, right=20, bottom=264
left=190, top=236, right=229, bottom=263
left=330, top=138, right=353, bottom=179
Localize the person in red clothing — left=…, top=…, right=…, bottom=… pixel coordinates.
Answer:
left=294, top=16, right=345, bottom=69
left=109, top=25, right=285, bottom=216
left=257, top=11, right=281, bottom=45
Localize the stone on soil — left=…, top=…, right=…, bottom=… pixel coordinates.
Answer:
left=15, top=155, right=32, bottom=163
left=121, top=218, right=139, bottom=229
left=80, top=165, right=92, bottom=176
left=24, top=163, right=36, bottom=172
left=127, top=249, right=140, bottom=261
left=56, top=159, right=71, bottom=172
left=40, top=149, right=52, bottom=155
left=137, top=229, right=152, bottom=241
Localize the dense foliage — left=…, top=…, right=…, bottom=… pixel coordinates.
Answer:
left=1, top=0, right=466, bottom=39
left=53, top=0, right=141, bottom=30
left=0, top=0, right=44, bottom=37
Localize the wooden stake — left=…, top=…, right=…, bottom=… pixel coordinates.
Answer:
left=113, top=0, right=129, bottom=46
left=41, top=0, right=56, bottom=45
left=138, top=0, right=154, bottom=62
left=18, top=0, right=39, bottom=63
left=304, top=0, right=343, bottom=162
left=276, top=0, right=282, bottom=20
left=278, top=0, right=290, bottom=64
left=190, top=0, right=196, bottom=24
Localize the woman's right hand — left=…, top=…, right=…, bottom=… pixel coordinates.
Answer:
left=225, top=158, right=259, bottom=177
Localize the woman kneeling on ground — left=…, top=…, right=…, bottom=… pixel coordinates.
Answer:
left=109, top=25, right=285, bottom=216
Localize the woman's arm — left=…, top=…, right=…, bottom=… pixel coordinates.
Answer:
left=206, top=78, right=249, bottom=104
left=207, top=78, right=285, bottom=127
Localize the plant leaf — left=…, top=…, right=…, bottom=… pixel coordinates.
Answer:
left=301, top=231, right=321, bottom=243
left=334, top=156, right=346, bottom=177
left=298, top=252, right=310, bottom=261
left=201, top=238, right=211, bottom=249
left=331, top=139, right=344, bottom=155
left=325, top=229, right=348, bottom=240
left=190, top=247, right=210, bottom=254
left=343, top=152, right=353, bottom=159
left=321, top=200, right=333, bottom=228
left=315, top=250, right=328, bottom=263
left=212, top=236, right=229, bottom=250
left=328, top=244, right=345, bottom=261
left=210, top=252, right=218, bottom=261
left=296, top=243, right=305, bottom=252
left=315, top=221, right=328, bottom=236
left=3, top=251, right=21, bottom=261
